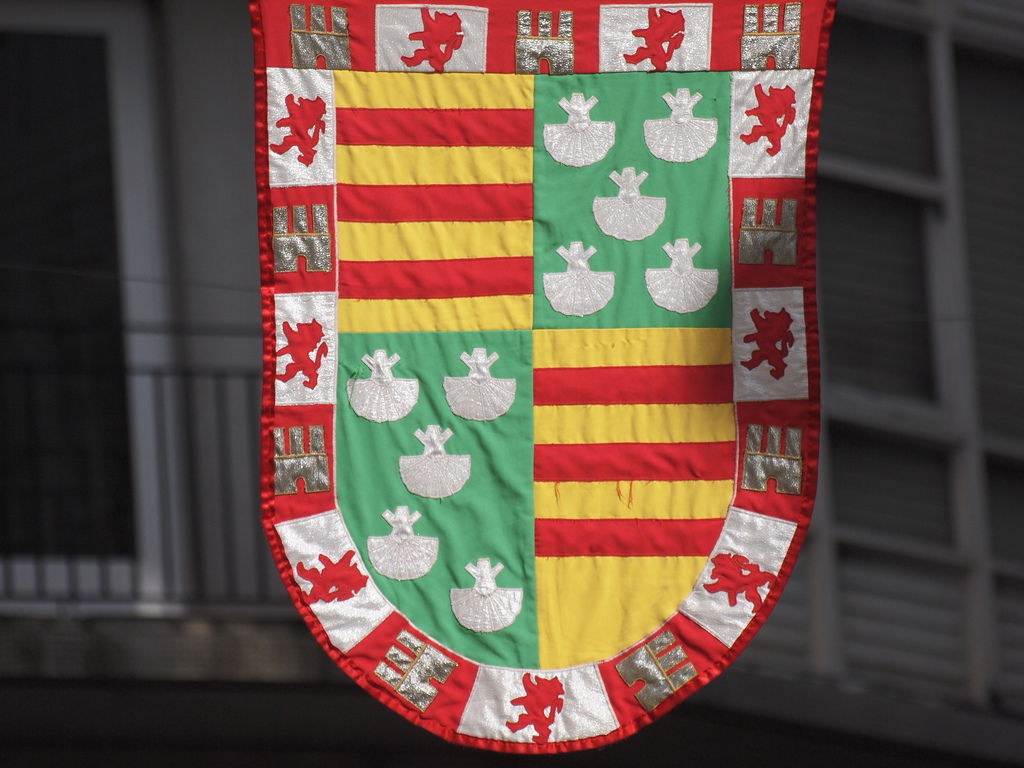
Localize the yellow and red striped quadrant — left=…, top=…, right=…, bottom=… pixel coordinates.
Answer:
left=334, top=71, right=534, bottom=333
left=532, top=327, right=736, bottom=668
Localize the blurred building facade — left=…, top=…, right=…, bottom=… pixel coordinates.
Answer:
left=1, top=0, right=1023, bottom=764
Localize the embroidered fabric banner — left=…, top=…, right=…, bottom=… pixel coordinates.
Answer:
left=252, top=0, right=835, bottom=753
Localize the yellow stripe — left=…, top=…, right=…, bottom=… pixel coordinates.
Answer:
left=534, top=403, right=735, bottom=444
left=537, top=556, right=707, bottom=669
left=334, top=70, right=534, bottom=110
left=337, top=220, right=533, bottom=262
left=336, top=145, right=532, bottom=186
left=534, top=328, right=732, bottom=368
left=534, top=480, right=734, bottom=520
left=338, top=295, right=532, bottom=333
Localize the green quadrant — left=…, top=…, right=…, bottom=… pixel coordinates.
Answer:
left=534, top=71, right=732, bottom=329
left=336, top=329, right=537, bottom=668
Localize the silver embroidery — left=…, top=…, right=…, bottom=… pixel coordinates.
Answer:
left=374, top=629, right=457, bottom=712
left=516, top=10, right=574, bottom=74
left=291, top=4, right=351, bottom=70
left=543, top=241, right=615, bottom=317
left=741, top=2, right=801, bottom=71
left=702, top=551, right=776, bottom=613
left=444, top=348, right=517, bottom=421
left=273, top=424, right=329, bottom=495
left=741, top=424, right=802, bottom=494
left=739, top=197, right=798, bottom=265
left=403, top=8, right=463, bottom=72
left=367, top=506, right=439, bottom=581
left=658, top=644, right=689, bottom=670
left=293, top=204, right=309, bottom=232
left=645, top=238, right=718, bottom=314
left=312, top=202, right=329, bottom=232
left=681, top=507, right=798, bottom=646
left=399, top=425, right=471, bottom=499
left=381, top=650, right=410, bottom=679
left=543, top=93, right=615, bottom=167
left=346, top=349, right=420, bottom=423
left=597, top=5, right=713, bottom=73
left=275, top=511, right=392, bottom=652
left=615, top=630, right=696, bottom=712
left=592, top=168, right=666, bottom=242
left=272, top=206, right=289, bottom=234
left=643, top=88, right=718, bottom=163
left=376, top=5, right=488, bottom=73
left=450, top=558, right=523, bottom=633
left=273, top=204, right=332, bottom=273
left=457, top=664, right=620, bottom=743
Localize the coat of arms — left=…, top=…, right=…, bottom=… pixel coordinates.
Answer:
left=253, top=0, right=835, bottom=752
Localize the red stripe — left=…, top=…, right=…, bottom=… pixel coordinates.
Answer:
left=534, top=443, right=736, bottom=482
left=534, top=365, right=733, bottom=406
left=535, top=518, right=724, bottom=557
left=675, top=613, right=732, bottom=674
left=337, top=183, right=532, bottom=222
left=336, top=108, right=534, bottom=147
left=339, top=257, right=533, bottom=300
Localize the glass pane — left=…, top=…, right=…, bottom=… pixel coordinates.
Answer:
left=830, top=422, right=952, bottom=544
left=987, top=458, right=1024, bottom=561
left=817, top=179, right=933, bottom=398
left=840, top=547, right=965, bottom=700
left=995, top=576, right=1024, bottom=717
left=0, top=33, right=134, bottom=556
left=820, top=15, right=934, bottom=174
left=958, top=50, right=1024, bottom=440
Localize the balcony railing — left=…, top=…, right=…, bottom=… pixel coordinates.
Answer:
left=0, top=367, right=290, bottom=615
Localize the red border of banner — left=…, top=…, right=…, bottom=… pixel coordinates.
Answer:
left=253, top=0, right=839, bottom=753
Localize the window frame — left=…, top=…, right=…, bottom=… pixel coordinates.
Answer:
left=801, top=0, right=1013, bottom=706
left=0, top=0, right=180, bottom=612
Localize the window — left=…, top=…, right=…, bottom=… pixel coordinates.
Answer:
left=958, top=50, right=1024, bottom=441
left=820, top=17, right=934, bottom=174
left=0, top=2, right=175, bottom=603
left=818, top=180, right=933, bottom=399
left=0, top=32, right=134, bottom=559
left=830, top=424, right=952, bottom=545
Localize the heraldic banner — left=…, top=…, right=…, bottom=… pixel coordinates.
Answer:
left=252, top=0, right=836, bottom=752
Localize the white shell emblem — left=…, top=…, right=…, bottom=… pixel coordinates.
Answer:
left=346, top=349, right=420, bottom=423
left=644, top=89, right=718, bottom=163
left=444, top=348, right=517, bottom=421
left=543, top=241, right=615, bottom=317
left=542, top=92, right=616, bottom=168
left=592, top=167, right=666, bottom=241
left=398, top=425, right=471, bottom=499
left=645, top=239, right=719, bottom=313
left=367, top=506, right=439, bottom=581
left=450, top=558, right=523, bottom=633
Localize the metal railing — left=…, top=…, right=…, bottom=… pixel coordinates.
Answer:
left=0, top=367, right=290, bottom=615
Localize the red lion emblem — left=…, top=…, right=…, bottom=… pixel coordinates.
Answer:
left=506, top=673, right=565, bottom=744
left=740, top=84, right=797, bottom=156
left=270, top=94, right=327, bottom=166
left=277, top=318, right=328, bottom=390
left=295, top=551, right=368, bottom=604
left=741, top=307, right=794, bottom=379
left=624, top=8, right=685, bottom=71
left=401, top=8, right=464, bottom=73
left=703, top=553, right=776, bottom=612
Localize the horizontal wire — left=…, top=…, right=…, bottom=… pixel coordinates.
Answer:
left=0, top=261, right=257, bottom=294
